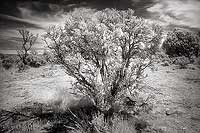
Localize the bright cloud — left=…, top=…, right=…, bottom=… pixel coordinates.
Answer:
left=147, top=0, right=200, bottom=28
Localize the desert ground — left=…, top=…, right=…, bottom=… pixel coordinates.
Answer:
left=0, top=58, right=200, bottom=132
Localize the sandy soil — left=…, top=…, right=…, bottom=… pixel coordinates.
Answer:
left=0, top=63, right=200, bottom=132
left=143, top=64, right=200, bottom=132
left=0, top=65, right=75, bottom=110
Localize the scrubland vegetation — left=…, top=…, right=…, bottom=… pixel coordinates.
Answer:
left=0, top=8, right=200, bottom=133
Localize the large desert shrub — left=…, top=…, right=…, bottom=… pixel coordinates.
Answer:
left=44, top=8, right=163, bottom=131
left=162, top=28, right=200, bottom=58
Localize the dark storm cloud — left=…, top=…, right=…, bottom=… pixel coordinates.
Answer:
left=0, top=0, right=151, bottom=15
left=0, top=0, right=21, bottom=17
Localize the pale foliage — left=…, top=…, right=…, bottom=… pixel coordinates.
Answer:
left=44, top=8, right=163, bottom=112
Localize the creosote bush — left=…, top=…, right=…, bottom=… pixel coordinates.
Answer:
left=44, top=8, right=164, bottom=131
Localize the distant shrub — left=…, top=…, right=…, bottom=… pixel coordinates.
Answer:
left=162, top=29, right=200, bottom=58
left=172, top=56, right=190, bottom=69
left=16, top=54, right=46, bottom=71
left=17, top=61, right=29, bottom=71
left=2, top=56, right=16, bottom=70
left=26, top=55, right=46, bottom=68
left=2, top=60, right=12, bottom=70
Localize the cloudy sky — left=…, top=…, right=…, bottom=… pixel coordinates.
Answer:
left=0, top=0, right=200, bottom=53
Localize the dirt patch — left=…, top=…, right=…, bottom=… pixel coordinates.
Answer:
left=143, top=64, right=200, bottom=132
left=0, top=65, right=75, bottom=110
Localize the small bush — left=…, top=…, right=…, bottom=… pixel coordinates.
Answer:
left=16, top=54, right=46, bottom=70
left=26, top=55, right=46, bottom=68
left=2, top=60, right=13, bottom=70
left=172, top=56, right=190, bottom=69
left=17, top=61, right=29, bottom=71
left=2, top=56, right=15, bottom=70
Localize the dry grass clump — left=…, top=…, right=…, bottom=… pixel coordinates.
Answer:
left=1, top=94, right=151, bottom=133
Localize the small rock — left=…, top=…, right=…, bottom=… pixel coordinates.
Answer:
left=165, top=108, right=185, bottom=116
left=41, top=74, right=45, bottom=77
